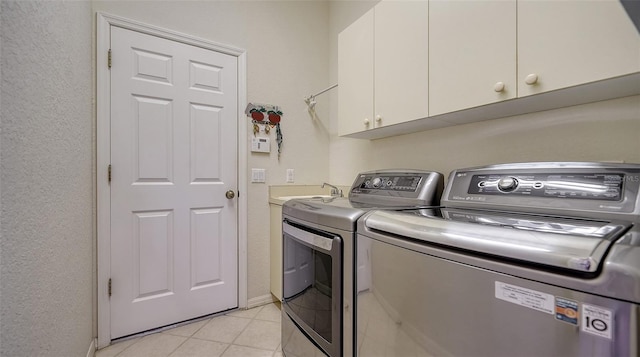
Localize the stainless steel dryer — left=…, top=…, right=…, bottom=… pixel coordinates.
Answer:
left=355, top=162, right=640, bottom=357
left=280, top=170, right=444, bottom=357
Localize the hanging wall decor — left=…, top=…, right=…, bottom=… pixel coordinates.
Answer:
left=245, top=103, right=284, bottom=159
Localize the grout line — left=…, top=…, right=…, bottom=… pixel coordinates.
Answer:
left=111, top=337, right=141, bottom=357
left=165, top=335, right=190, bottom=357
left=228, top=305, right=264, bottom=345
left=110, top=303, right=280, bottom=357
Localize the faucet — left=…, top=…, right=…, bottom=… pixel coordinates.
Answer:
left=322, top=183, right=343, bottom=197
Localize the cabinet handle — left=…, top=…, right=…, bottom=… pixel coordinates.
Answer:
left=375, top=115, right=382, bottom=123
left=494, top=82, right=505, bottom=92
left=363, top=118, right=370, bottom=125
left=525, top=73, right=539, bottom=85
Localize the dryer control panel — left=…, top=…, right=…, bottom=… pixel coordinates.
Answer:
left=467, top=173, right=625, bottom=201
left=442, top=162, right=640, bottom=220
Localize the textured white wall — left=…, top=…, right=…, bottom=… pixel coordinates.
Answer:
left=92, top=1, right=331, bottom=302
left=0, top=1, right=94, bottom=356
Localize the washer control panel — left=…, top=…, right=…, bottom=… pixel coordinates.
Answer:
left=468, top=173, right=624, bottom=201
left=350, top=170, right=444, bottom=207
left=359, top=174, right=423, bottom=191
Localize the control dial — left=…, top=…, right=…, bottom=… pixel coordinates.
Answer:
left=497, top=176, right=518, bottom=192
left=371, top=177, right=383, bottom=188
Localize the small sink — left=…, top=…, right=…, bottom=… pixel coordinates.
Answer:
left=277, top=195, right=333, bottom=201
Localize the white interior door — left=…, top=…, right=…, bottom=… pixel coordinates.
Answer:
left=109, top=26, right=238, bottom=339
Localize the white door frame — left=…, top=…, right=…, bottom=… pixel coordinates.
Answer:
left=96, top=12, right=248, bottom=349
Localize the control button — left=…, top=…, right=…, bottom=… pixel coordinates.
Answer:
left=386, top=180, right=393, bottom=186
left=497, top=176, right=518, bottom=192
left=533, top=182, right=544, bottom=189
left=372, top=177, right=383, bottom=188
left=478, top=181, right=486, bottom=188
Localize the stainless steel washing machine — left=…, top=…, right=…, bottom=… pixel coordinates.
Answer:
left=280, top=170, right=444, bottom=357
left=356, top=162, right=640, bottom=356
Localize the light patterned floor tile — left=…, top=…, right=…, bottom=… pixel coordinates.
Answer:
left=163, top=319, right=210, bottom=338
left=233, top=320, right=281, bottom=351
left=95, top=337, right=141, bottom=357
left=168, top=338, right=229, bottom=357
left=117, top=333, right=187, bottom=357
left=97, top=303, right=284, bottom=357
left=254, top=304, right=281, bottom=323
left=193, top=315, right=251, bottom=343
left=220, top=345, right=274, bottom=357
left=226, top=306, right=262, bottom=319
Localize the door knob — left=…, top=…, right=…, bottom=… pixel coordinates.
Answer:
left=225, top=190, right=235, bottom=199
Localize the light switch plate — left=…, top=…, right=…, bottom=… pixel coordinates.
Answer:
left=251, top=168, right=266, bottom=183
left=286, top=169, right=295, bottom=183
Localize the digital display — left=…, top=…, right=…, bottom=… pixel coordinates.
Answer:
left=467, top=173, right=624, bottom=201
left=358, top=175, right=422, bottom=191
left=396, top=176, right=417, bottom=188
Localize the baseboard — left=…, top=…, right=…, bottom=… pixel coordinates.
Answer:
left=86, top=338, right=97, bottom=357
left=247, top=294, right=277, bottom=309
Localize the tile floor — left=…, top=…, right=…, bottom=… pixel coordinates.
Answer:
left=96, top=303, right=283, bottom=357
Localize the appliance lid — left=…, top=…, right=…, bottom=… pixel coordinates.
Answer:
left=282, top=169, right=444, bottom=231
left=363, top=209, right=632, bottom=274
left=283, top=197, right=367, bottom=231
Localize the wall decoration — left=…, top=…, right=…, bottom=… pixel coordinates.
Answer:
left=245, top=103, right=284, bottom=159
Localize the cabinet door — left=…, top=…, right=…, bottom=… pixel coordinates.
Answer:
left=429, top=0, right=516, bottom=116
left=338, top=9, right=374, bottom=136
left=375, top=0, right=429, bottom=127
left=518, top=0, right=640, bottom=97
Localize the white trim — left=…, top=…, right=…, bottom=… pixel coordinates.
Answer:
left=96, top=12, right=111, bottom=349
left=237, top=51, right=248, bottom=309
left=86, top=338, right=97, bottom=357
left=96, top=12, right=248, bottom=348
left=97, top=13, right=244, bottom=57
left=247, top=294, right=277, bottom=309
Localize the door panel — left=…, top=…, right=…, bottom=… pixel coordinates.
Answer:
left=518, top=0, right=640, bottom=96
left=110, top=26, right=238, bottom=338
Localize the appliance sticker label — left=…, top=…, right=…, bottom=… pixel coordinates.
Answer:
left=555, top=297, right=579, bottom=325
left=495, top=281, right=554, bottom=314
left=582, top=304, right=613, bottom=340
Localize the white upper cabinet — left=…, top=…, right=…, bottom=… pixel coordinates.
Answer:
left=339, top=1, right=429, bottom=136
left=374, top=1, right=429, bottom=129
left=338, top=8, right=374, bottom=136
left=518, top=0, right=640, bottom=96
left=429, top=0, right=516, bottom=116
left=338, top=0, right=639, bottom=139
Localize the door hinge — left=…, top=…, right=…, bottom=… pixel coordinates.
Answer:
left=108, top=278, right=112, bottom=298
left=108, top=49, right=112, bottom=69
left=108, top=164, right=112, bottom=183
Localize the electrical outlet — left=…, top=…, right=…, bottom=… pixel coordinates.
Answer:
left=251, top=168, right=266, bottom=183
left=286, top=169, right=295, bottom=183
